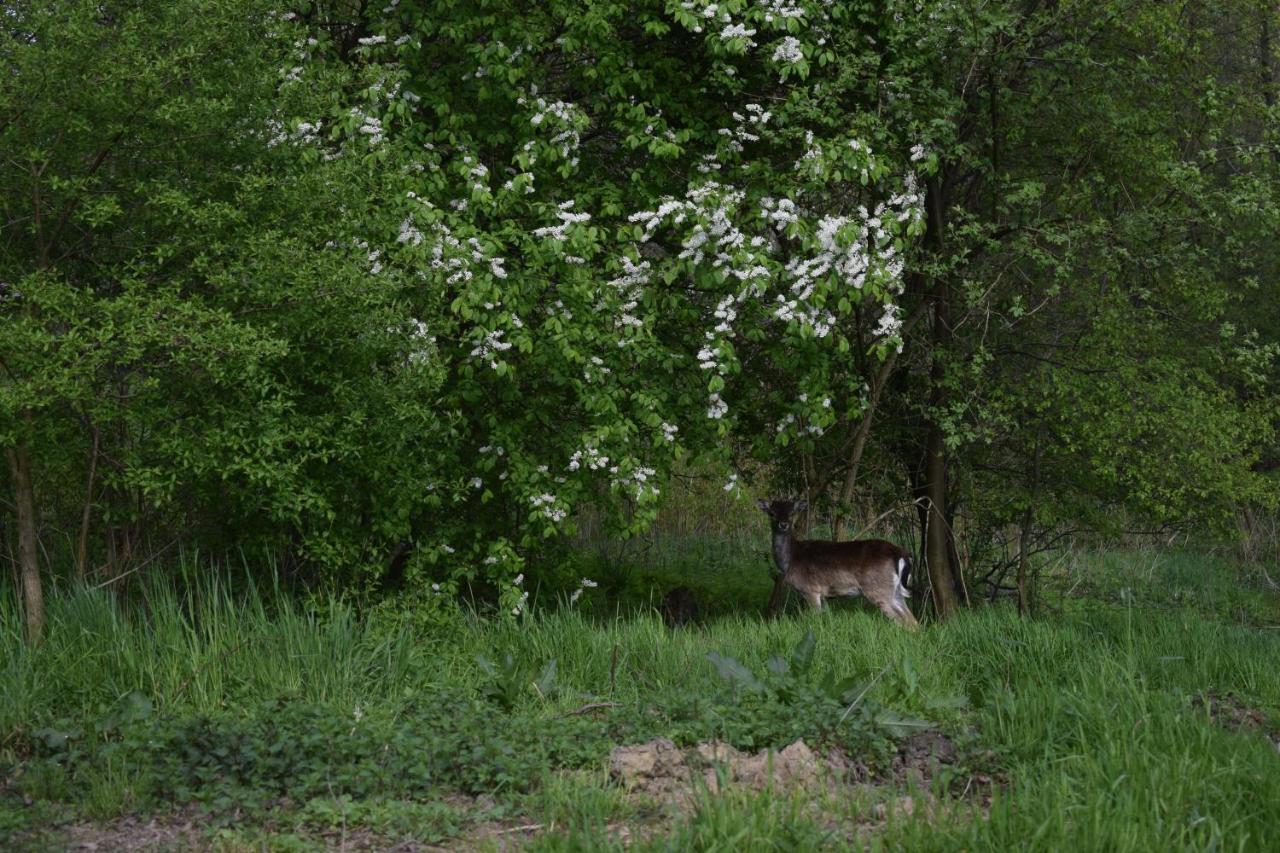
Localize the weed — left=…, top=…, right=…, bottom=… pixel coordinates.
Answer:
left=476, top=651, right=560, bottom=710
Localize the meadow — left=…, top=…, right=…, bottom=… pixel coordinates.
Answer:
left=2, top=540, right=1278, bottom=851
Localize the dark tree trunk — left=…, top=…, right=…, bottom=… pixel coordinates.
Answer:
left=829, top=298, right=927, bottom=541
left=75, top=424, right=100, bottom=580
left=911, top=460, right=930, bottom=598
left=921, top=176, right=961, bottom=619
left=1016, top=433, right=1044, bottom=617
left=6, top=429, right=43, bottom=645
left=923, top=412, right=960, bottom=618
left=1016, top=512, right=1032, bottom=617
left=1263, top=8, right=1276, bottom=108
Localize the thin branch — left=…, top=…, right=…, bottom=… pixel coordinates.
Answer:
left=91, top=537, right=179, bottom=590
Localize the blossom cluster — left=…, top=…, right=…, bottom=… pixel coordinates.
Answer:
left=529, top=493, right=568, bottom=523
left=533, top=200, right=593, bottom=242
left=569, top=577, right=598, bottom=605
left=520, top=92, right=584, bottom=165
left=510, top=572, right=529, bottom=616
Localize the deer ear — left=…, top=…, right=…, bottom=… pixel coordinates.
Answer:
left=756, top=499, right=772, bottom=513
left=795, top=500, right=809, bottom=512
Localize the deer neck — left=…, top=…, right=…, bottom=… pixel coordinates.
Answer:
left=772, top=530, right=794, bottom=577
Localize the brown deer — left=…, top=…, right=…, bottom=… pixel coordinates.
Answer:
left=758, top=499, right=918, bottom=629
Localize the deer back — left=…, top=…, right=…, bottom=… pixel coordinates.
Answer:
left=786, top=538, right=907, bottom=599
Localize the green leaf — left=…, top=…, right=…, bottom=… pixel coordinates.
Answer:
left=707, top=651, right=764, bottom=693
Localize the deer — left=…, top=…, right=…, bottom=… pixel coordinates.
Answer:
left=758, top=499, right=919, bottom=629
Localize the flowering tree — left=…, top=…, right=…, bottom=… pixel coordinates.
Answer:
left=279, top=0, right=940, bottom=607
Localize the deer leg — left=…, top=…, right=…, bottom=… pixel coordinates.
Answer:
left=872, top=594, right=919, bottom=630
left=891, top=584, right=920, bottom=630
left=804, top=591, right=824, bottom=611
left=893, top=601, right=920, bottom=631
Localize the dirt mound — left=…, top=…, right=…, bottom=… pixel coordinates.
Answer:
left=609, top=737, right=831, bottom=798
left=609, top=732, right=960, bottom=800
left=695, top=738, right=821, bottom=791
left=609, top=737, right=693, bottom=797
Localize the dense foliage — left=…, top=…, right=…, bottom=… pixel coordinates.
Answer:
left=3, top=0, right=1277, bottom=633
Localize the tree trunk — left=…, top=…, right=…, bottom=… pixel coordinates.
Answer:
left=911, top=462, right=930, bottom=598
left=1261, top=5, right=1279, bottom=163
left=921, top=176, right=961, bottom=619
left=75, top=424, right=100, bottom=580
left=6, top=432, right=44, bottom=645
left=830, top=298, right=929, bottom=541
left=1016, top=433, right=1043, bottom=617
left=923, top=415, right=960, bottom=618
left=830, top=420, right=874, bottom=542
left=1015, top=511, right=1032, bottom=617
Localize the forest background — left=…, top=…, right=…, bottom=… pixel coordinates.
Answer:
left=5, top=0, right=1279, bottom=637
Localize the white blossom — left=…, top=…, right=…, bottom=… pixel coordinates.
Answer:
left=533, top=200, right=592, bottom=241
left=470, top=329, right=514, bottom=368
left=398, top=217, right=424, bottom=246
left=874, top=302, right=905, bottom=352
left=772, top=36, right=803, bottom=64
left=529, top=493, right=568, bottom=523
left=720, top=23, right=757, bottom=45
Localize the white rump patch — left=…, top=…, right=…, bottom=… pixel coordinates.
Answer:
left=894, top=557, right=911, bottom=599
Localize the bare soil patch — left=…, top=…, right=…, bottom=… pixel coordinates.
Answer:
left=1194, top=691, right=1280, bottom=754
left=57, top=814, right=205, bottom=852
left=608, top=731, right=962, bottom=800
left=608, top=736, right=836, bottom=801
left=891, top=730, right=960, bottom=784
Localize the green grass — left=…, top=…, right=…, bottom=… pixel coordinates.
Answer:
left=573, top=529, right=778, bottom=617
left=1048, top=546, right=1280, bottom=628
left=2, top=548, right=1279, bottom=850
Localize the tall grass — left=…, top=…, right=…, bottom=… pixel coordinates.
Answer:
left=0, top=570, right=429, bottom=731
left=3, top=548, right=1279, bottom=850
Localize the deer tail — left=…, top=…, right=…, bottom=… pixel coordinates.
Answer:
left=896, top=556, right=912, bottom=599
